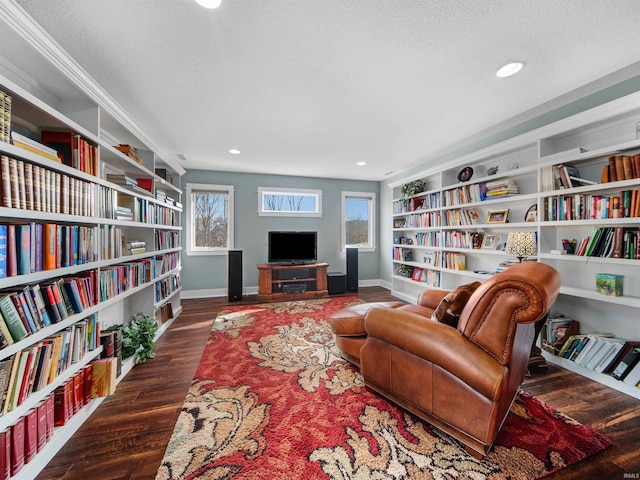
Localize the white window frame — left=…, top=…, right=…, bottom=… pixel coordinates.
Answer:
left=341, top=191, right=376, bottom=252
left=186, top=183, right=234, bottom=256
left=258, top=187, right=322, bottom=217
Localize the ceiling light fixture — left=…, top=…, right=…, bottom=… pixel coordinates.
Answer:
left=496, top=61, right=524, bottom=78
left=195, top=0, right=222, bottom=9
left=357, top=161, right=367, bottom=166
left=229, top=149, right=240, bottom=154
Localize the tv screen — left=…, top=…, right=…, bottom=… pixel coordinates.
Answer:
left=268, top=231, right=317, bottom=264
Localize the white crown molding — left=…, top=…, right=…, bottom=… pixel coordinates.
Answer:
left=0, top=0, right=185, bottom=175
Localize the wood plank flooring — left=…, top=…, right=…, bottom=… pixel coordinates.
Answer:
left=37, top=287, right=640, bottom=479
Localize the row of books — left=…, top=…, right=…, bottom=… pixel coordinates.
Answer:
left=441, top=252, right=466, bottom=271
left=571, top=227, right=640, bottom=259
left=155, top=274, right=181, bottom=303
left=0, top=223, right=118, bottom=279
left=401, top=212, right=441, bottom=228
left=601, top=154, right=640, bottom=183
left=0, top=155, right=96, bottom=216
left=0, top=90, right=11, bottom=144
left=0, top=155, right=180, bottom=228
left=0, top=315, right=98, bottom=415
left=443, top=182, right=487, bottom=206
left=155, top=230, right=180, bottom=251
left=544, top=188, right=640, bottom=221
left=444, top=208, right=480, bottom=226
left=154, top=252, right=179, bottom=277
left=552, top=164, right=596, bottom=189
left=0, top=356, right=117, bottom=478
left=411, top=231, right=440, bottom=247
left=98, top=260, right=153, bottom=303
left=559, top=334, right=640, bottom=388
left=39, top=130, right=99, bottom=176
left=392, top=247, right=413, bottom=262
left=0, top=275, right=98, bottom=348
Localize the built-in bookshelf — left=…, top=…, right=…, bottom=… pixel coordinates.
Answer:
left=0, top=4, right=185, bottom=478
left=388, top=90, right=640, bottom=401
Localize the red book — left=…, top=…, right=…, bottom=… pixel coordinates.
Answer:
left=83, top=364, right=93, bottom=405
left=24, top=409, right=38, bottom=464
left=36, top=401, right=47, bottom=452
left=9, top=417, right=24, bottom=476
left=5, top=225, right=16, bottom=278
left=634, top=154, right=640, bottom=179
left=45, top=395, right=54, bottom=441
left=49, top=283, right=68, bottom=320
left=41, top=285, right=62, bottom=324
left=72, top=370, right=84, bottom=414
left=0, top=428, right=10, bottom=480
left=53, top=381, right=72, bottom=427
left=40, top=130, right=76, bottom=167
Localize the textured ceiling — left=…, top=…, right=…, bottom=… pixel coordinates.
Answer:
left=12, top=0, right=640, bottom=181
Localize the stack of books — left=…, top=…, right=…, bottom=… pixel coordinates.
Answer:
left=10, top=131, right=60, bottom=163
left=484, top=178, right=519, bottom=199
left=126, top=241, right=146, bottom=256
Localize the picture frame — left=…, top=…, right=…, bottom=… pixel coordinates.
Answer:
left=482, top=233, right=502, bottom=249
left=525, top=204, right=537, bottom=222
left=486, top=208, right=509, bottom=224
left=411, top=268, right=424, bottom=281
left=457, top=166, right=473, bottom=182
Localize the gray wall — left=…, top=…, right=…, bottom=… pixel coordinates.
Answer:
left=181, top=169, right=380, bottom=293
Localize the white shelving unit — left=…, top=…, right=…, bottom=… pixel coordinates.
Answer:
left=387, top=89, right=640, bottom=401
left=0, top=3, right=186, bottom=478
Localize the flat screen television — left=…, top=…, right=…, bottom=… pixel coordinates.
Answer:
left=268, top=231, right=317, bottom=264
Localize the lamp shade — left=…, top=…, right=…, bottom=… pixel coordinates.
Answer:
left=505, top=231, right=537, bottom=261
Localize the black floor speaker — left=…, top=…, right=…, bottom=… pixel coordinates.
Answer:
left=346, top=247, right=358, bottom=292
left=228, top=249, right=243, bottom=302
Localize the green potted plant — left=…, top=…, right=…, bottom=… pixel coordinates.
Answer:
left=108, top=312, right=159, bottom=364
left=401, top=180, right=425, bottom=198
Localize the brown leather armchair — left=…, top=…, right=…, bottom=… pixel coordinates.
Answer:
left=360, top=262, right=560, bottom=459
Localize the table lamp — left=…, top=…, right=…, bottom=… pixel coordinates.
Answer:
left=505, top=231, right=537, bottom=262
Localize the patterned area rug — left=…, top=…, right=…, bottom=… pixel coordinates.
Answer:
left=155, top=297, right=611, bottom=480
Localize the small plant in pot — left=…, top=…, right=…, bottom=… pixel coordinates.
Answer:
left=401, top=180, right=425, bottom=198
left=108, top=313, right=159, bottom=364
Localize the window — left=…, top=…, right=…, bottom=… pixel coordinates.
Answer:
left=342, top=191, right=375, bottom=251
left=186, top=183, right=234, bottom=255
left=258, top=187, right=322, bottom=217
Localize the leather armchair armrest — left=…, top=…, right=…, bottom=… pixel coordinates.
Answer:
left=416, top=289, right=449, bottom=310
left=364, top=307, right=506, bottom=400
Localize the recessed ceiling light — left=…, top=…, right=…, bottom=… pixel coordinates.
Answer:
left=496, top=61, right=525, bottom=78
left=195, top=0, right=222, bottom=8
left=229, top=149, right=240, bottom=154
left=357, top=161, right=367, bottom=166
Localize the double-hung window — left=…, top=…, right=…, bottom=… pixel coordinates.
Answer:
left=186, top=183, right=234, bottom=255
left=341, top=191, right=375, bottom=252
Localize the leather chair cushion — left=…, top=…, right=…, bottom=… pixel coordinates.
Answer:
left=330, top=301, right=404, bottom=336
left=431, top=281, right=481, bottom=327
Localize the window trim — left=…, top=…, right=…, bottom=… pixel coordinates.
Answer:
left=185, top=183, right=234, bottom=256
left=257, top=186, right=322, bottom=217
left=341, top=191, right=376, bottom=252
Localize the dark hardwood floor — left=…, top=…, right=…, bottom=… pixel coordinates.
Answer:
left=37, top=287, right=640, bottom=479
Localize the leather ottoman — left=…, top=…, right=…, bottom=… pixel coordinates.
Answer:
left=329, top=301, right=403, bottom=366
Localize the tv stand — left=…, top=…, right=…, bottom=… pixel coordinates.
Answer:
left=257, top=263, right=329, bottom=302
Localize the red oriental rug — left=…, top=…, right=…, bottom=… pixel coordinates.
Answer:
left=155, top=297, right=611, bottom=480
